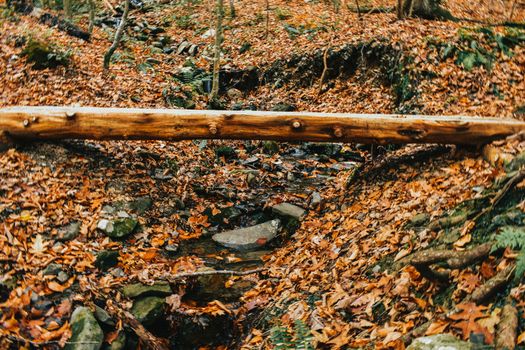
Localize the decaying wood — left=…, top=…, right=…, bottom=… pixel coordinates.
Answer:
left=446, top=242, right=492, bottom=268
left=495, top=304, right=518, bottom=350
left=467, top=265, right=515, bottom=304
left=1, top=107, right=524, bottom=145
left=105, top=300, right=169, bottom=350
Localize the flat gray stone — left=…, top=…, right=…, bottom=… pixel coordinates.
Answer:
left=407, top=334, right=472, bottom=350
left=65, top=306, right=103, bottom=350
left=97, top=218, right=138, bottom=239
left=272, top=203, right=306, bottom=220
left=212, top=219, right=280, bottom=251
left=57, top=221, right=81, bottom=241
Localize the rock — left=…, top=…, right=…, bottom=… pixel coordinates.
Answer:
left=201, top=28, right=215, bottom=38
left=57, top=271, right=69, bottom=283
left=215, top=146, right=237, bottom=160
left=105, top=331, right=126, bottom=350
left=128, top=196, right=152, bottom=214
left=506, top=151, right=525, bottom=172
left=57, top=221, right=81, bottom=241
left=204, top=206, right=242, bottom=226
left=303, top=143, right=342, bottom=157
left=21, top=39, right=70, bottom=70
left=188, top=44, right=198, bottom=56
left=310, top=192, right=322, bottom=208
left=94, top=305, right=115, bottom=327
left=177, top=41, right=190, bottom=54
left=95, top=250, right=120, bottom=271
left=164, top=244, right=179, bottom=253
left=408, top=213, right=430, bottom=227
left=271, top=102, right=296, bottom=112
left=407, top=334, right=471, bottom=350
left=262, top=141, right=279, bottom=155
left=65, top=306, right=103, bottom=350
left=122, top=282, right=172, bottom=298
left=227, top=88, right=243, bottom=99
left=272, top=203, right=306, bottom=221
left=192, top=267, right=255, bottom=302
left=130, top=296, right=165, bottom=326
left=97, top=218, right=138, bottom=239
left=212, top=219, right=280, bottom=251
left=42, top=263, right=63, bottom=276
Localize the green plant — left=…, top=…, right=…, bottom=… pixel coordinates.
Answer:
left=269, top=320, right=314, bottom=350
left=174, top=14, right=195, bottom=30
left=21, top=38, right=72, bottom=69
left=274, top=7, right=292, bottom=20
left=492, top=226, right=525, bottom=280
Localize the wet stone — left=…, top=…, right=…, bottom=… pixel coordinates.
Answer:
left=130, top=296, right=165, bottom=326
left=212, top=219, right=281, bottom=251
left=42, top=263, right=63, bottom=276
left=94, top=305, right=115, bottom=327
left=95, top=250, right=120, bottom=271
left=122, top=282, right=172, bottom=298
left=272, top=203, right=306, bottom=221
left=65, top=306, right=103, bottom=350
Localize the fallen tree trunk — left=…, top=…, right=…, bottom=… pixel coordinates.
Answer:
left=1, top=106, right=524, bottom=145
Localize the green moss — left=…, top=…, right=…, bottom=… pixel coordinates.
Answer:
left=21, top=39, right=71, bottom=69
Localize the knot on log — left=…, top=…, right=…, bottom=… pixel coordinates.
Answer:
left=291, top=120, right=302, bottom=130
left=209, top=123, right=218, bottom=135
left=334, top=126, right=343, bottom=138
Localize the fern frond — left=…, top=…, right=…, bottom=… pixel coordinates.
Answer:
left=492, top=226, right=525, bottom=252
left=270, top=325, right=294, bottom=350
left=515, top=250, right=525, bottom=282
left=293, top=319, right=314, bottom=350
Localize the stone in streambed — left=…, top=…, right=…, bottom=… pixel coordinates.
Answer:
left=130, top=296, right=165, bottom=326
left=212, top=219, right=280, bottom=251
left=272, top=203, right=306, bottom=221
left=122, top=282, right=172, bottom=298
left=97, top=218, right=138, bottom=239
left=65, top=306, right=103, bottom=350
left=95, top=250, right=119, bottom=271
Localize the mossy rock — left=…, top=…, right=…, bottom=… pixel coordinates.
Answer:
left=21, top=39, right=70, bottom=70
left=65, top=307, right=103, bottom=350
left=130, top=296, right=165, bottom=327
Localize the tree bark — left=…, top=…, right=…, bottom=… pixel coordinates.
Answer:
left=210, top=0, right=224, bottom=100
left=103, top=0, right=129, bottom=69
left=1, top=106, right=524, bottom=145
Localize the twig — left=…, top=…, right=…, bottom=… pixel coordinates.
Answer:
left=317, top=45, right=330, bottom=97
left=162, top=268, right=267, bottom=281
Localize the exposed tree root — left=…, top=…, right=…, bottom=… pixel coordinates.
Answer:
left=495, top=304, right=518, bottom=350
left=347, top=144, right=453, bottom=187
left=466, top=265, right=515, bottom=304
left=407, top=243, right=492, bottom=269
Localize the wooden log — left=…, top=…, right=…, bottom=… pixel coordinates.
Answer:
left=0, top=106, right=524, bottom=145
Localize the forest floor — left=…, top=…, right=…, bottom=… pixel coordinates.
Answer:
left=1, top=0, right=525, bottom=349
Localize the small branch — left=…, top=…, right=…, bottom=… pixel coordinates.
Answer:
left=161, top=268, right=266, bottom=281
left=317, top=45, right=330, bottom=97
left=466, top=265, right=515, bottom=304
left=446, top=243, right=492, bottom=269
left=103, top=0, right=130, bottom=70
left=495, top=304, right=518, bottom=350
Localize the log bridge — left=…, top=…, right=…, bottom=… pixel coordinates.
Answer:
left=0, top=106, right=524, bottom=145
